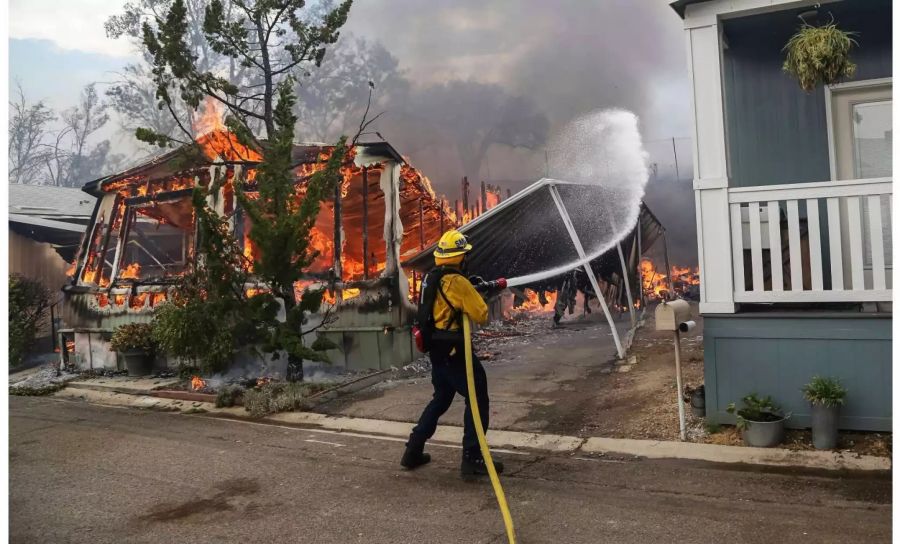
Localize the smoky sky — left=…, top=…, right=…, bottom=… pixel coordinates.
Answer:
left=344, top=1, right=690, bottom=139
left=342, top=1, right=697, bottom=265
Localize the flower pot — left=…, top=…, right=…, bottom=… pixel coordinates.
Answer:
left=122, top=350, right=153, bottom=377
left=690, top=385, right=705, bottom=418
left=811, top=404, right=840, bottom=450
left=741, top=414, right=787, bottom=448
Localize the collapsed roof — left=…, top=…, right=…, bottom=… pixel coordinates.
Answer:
left=403, top=178, right=664, bottom=292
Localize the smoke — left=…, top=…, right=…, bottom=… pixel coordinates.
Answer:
left=340, top=1, right=695, bottom=263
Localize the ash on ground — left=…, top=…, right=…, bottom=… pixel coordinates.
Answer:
left=10, top=366, right=80, bottom=395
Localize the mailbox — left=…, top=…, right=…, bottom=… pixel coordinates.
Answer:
left=655, top=299, right=691, bottom=331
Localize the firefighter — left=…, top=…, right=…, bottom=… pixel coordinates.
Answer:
left=401, top=229, right=503, bottom=477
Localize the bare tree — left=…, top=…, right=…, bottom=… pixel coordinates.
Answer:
left=45, top=84, right=114, bottom=187
left=294, top=35, right=408, bottom=142
left=8, top=84, right=55, bottom=184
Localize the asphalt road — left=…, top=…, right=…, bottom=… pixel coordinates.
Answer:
left=10, top=396, right=891, bottom=544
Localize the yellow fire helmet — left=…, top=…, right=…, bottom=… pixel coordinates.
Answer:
left=433, top=229, right=473, bottom=258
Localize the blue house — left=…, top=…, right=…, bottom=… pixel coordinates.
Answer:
left=670, top=0, right=892, bottom=431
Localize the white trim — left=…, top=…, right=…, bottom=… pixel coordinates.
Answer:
left=824, top=77, right=893, bottom=181
left=825, top=83, right=838, bottom=180
left=734, top=289, right=892, bottom=303
left=828, top=77, right=894, bottom=91
left=699, top=301, right=737, bottom=313
left=728, top=178, right=892, bottom=203
left=693, top=177, right=729, bottom=190
left=683, top=0, right=840, bottom=27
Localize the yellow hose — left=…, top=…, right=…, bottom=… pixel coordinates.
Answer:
left=463, top=315, right=516, bottom=544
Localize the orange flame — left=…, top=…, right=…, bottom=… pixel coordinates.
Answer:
left=120, top=263, right=141, bottom=280
left=193, top=97, right=262, bottom=162
left=193, top=97, right=225, bottom=136
left=150, top=292, right=167, bottom=307
left=191, top=376, right=206, bottom=391
left=129, top=293, right=148, bottom=310
left=640, top=259, right=700, bottom=298
left=513, top=289, right=557, bottom=313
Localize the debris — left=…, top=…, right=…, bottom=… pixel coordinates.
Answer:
left=10, top=366, right=80, bottom=396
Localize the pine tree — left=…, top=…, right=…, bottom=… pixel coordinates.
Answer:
left=138, top=0, right=359, bottom=381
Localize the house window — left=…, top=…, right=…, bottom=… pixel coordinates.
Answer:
left=851, top=100, right=892, bottom=179
left=118, top=195, right=195, bottom=281
left=827, top=77, right=892, bottom=181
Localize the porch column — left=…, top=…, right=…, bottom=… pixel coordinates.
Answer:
left=684, top=9, right=735, bottom=313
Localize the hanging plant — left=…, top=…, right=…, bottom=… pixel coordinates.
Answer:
left=782, top=21, right=858, bottom=92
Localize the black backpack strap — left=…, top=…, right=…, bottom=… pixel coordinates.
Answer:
left=435, top=273, right=463, bottom=330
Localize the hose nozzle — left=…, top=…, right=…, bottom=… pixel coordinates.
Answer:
left=473, top=277, right=508, bottom=293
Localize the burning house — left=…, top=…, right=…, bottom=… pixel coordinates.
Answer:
left=61, top=122, right=455, bottom=373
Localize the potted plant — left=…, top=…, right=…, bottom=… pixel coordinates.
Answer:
left=110, top=323, right=156, bottom=376
left=802, top=376, right=846, bottom=450
left=727, top=394, right=789, bottom=447
left=683, top=384, right=706, bottom=418
left=783, top=20, right=857, bottom=92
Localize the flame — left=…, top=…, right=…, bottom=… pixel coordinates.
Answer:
left=193, top=97, right=226, bottom=136
left=246, top=287, right=270, bottom=298
left=65, top=261, right=77, bottom=277
left=513, top=289, right=557, bottom=313
left=120, top=263, right=141, bottom=280
left=96, top=293, right=109, bottom=308
left=321, top=287, right=362, bottom=305
left=640, top=259, right=700, bottom=299
left=113, top=294, right=127, bottom=306
left=193, top=97, right=262, bottom=162
left=191, top=376, right=206, bottom=391
left=150, top=292, right=167, bottom=306
left=129, top=293, right=148, bottom=310
left=256, top=376, right=273, bottom=387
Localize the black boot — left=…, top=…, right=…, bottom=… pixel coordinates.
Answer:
left=401, top=444, right=431, bottom=470
left=461, top=450, right=504, bottom=478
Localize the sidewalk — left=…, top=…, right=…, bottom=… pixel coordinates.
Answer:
left=53, top=385, right=891, bottom=472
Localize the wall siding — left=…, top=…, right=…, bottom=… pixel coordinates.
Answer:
left=9, top=231, right=80, bottom=346
left=703, top=314, right=892, bottom=431
left=723, top=1, right=892, bottom=188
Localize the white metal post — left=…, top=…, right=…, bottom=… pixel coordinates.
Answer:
left=637, top=222, right=645, bottom=309
left=616, top=242, right=636, bottom=326
left=548, top=184, right=625, bottom=359
left=673, top=330, right=686, bottom=441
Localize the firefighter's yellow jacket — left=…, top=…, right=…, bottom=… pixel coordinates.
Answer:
left=433, top=270, right=488, bottom=331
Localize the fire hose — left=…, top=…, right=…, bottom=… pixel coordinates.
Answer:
left=464, top=276, right=516, bottom=544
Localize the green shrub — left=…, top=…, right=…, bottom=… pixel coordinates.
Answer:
left=109, top=323, right=156, bottom=353
left=783, top=22, right=857, bottom=92
left=9, top=274, right=53, bottom=368
left=727, top=394, right=784, bottom=430
left=802, top=376, right=846, bottom=408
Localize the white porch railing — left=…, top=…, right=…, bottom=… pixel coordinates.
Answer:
left=728, top=177, right=892, bottom=303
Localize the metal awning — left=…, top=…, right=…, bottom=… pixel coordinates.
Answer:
left=403, top=178, right=664, bottom=284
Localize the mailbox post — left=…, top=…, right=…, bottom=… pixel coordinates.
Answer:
left=654, top=299, right=695, bottom=441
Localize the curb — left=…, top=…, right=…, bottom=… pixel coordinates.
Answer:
left=53, top=387, right=891, bottom=473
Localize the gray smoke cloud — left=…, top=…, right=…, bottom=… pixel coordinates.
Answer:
left=341, top=1, right=696, bottom=264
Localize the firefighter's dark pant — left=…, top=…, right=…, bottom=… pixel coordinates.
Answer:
left=408, top=340, right=490, bottom=457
